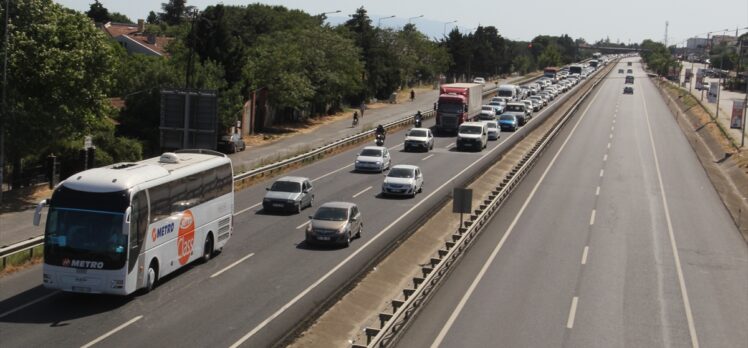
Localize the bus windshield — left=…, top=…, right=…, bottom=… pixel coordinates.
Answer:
left=45, top=207, right=127, bottom=269
left=44, top=187, right=130, bottom=270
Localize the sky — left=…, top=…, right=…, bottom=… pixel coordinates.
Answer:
left=56, top=0, right=748, bottom=45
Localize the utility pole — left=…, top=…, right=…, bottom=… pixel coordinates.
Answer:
left=664, top=21, right=669, bottom=47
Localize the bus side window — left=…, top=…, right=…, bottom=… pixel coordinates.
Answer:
left=129, top=191, right=148, bottom=272
left=149, top=185, right=170, bottom=222
left=216, top=164, right=232, bottom=196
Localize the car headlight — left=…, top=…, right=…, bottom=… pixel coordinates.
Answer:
left=376, top=161, right=382, bottom=165
left=355, top=160, right=361, bottom=164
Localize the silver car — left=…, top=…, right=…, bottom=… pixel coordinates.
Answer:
left=263, top=176, right=314, bottom=213
left=306, top=202, right=362, bottom=247
left=355, top=146, right=391, bottom=172
left=381, top=164, right=424, bottom=197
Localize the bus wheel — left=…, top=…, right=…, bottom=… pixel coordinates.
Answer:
left=145, top=261, right=158, bottom=293
left=202, top=234, right=214, bottom=263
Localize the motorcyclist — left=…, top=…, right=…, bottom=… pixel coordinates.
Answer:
left=352, top=111, right=359, bottom=126
left=376, top=124, right=386, bottom=136
left=414, top=111, right=422, bottom=128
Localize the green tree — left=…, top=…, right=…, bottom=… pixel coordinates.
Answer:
left=538, top=44, right=562, bottom=68
left=2, top=0, right=118, bottom=180
left=147, top=11, right=159, bottom=24
left=86, top=0, right=109, bottom=23
left=109, top=12, right=133, bottom=24
left=160, top=0, right=188, bottom=26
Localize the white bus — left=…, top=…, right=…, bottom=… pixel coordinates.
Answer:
left=34, top=150, right=234, bottom=295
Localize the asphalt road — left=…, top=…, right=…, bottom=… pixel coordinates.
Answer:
left=0, top=71, right=592, bottom=347
left=396, top=58, right=748, bottom=348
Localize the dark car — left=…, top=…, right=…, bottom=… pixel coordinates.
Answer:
left=306, top=202, right=362, bottom=247
left=623, top=86, right=634, bottom=94
left=218, top=134, right=245, bottom=153
left=498, top=114, right=518, bottom=131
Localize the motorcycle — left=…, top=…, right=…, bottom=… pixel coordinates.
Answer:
left=375, top=133, right=385, bottom=146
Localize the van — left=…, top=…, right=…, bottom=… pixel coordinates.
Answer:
left=504, top=102, right=530, bottom=125
left=456, top=122, right=488, bottom=151
left=497, top=84, right=518, bottom=100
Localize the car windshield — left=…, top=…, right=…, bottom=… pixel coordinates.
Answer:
left=500, top=115, right=516, bottom=121
left=388, top=168, right=415, bottom=178
left=506, top=105, right=524, bottom=112
left=482, top=106, right=493, bottom=111
left=459, top=125, right=483, bottom=134
left=360, top=149, right=382, bottom=157
left=409, top=130, right=427, bottom=137
left=313, top=207, right=349, bottom=221
left=478, top=113, right=495, bottom=120
left=486, top=122, right=497, bottom=128
left=271, top=180, right=301, bottom=192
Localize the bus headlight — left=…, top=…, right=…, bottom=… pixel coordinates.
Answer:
left=111, top=280, right=124, bottom=289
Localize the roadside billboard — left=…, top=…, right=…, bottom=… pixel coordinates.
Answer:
left=731, top=100, right=745, bottom=129
left=707, top=82, right=719, bottom=103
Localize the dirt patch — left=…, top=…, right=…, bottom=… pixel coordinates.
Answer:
left=0, top=185, right=53, bottom=215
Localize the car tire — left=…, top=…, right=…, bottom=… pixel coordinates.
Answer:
left=202, top=234, right=214, bottom=263
left=355, top=224, right=362, bottom=239
left=309, top=195, right=314, bottom=208
left=296, top=203, right=302, bottom=214
left=344, top=231, right=352, bottom=247
left=229, top=144, right=236, bottom=154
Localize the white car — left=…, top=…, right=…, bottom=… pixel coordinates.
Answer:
left=473, top=77, right=486, bottom=85
left=482, top=120, right=500, bottom=140
left=404, top=128, right=434, bottom=152
left=381, top=164, right=424, bottom=197
left=456, top=122, right=488, bottom=151
left=521, top=100, right=534, bottom=115
left=355, top=146, right=391, bottom=172
left=477, top=109, right=496, bottom=121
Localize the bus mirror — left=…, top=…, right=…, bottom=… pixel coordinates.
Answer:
left=33, top=199, right=47, bottom=226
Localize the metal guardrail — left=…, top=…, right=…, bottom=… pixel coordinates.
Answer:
left=0, top=236, right=44, bottom=268
left=359, top=62, right=615, bottom=348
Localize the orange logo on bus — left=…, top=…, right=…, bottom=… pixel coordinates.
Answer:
left=177, top=210, right=195, bottom=265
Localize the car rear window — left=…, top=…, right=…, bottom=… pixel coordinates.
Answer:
left=500, top=115, right=515, bottom=121
left=360, top=149, right=382, bottom=157
left=409, top=130, right=427, bottom=137
left=313, top=207, right=348, bottom=221
left=270, top=181, right=301, bottom=193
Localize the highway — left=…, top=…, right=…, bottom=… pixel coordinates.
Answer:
left=396, top=58, right=748, bottom=348
left=0, top=69, right=590, bottom=347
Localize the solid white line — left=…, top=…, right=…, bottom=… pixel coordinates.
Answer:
left=581, top=246, right=589, bottom=265
left=595, top=186, right=600, bottom=196
left=231, top=97, right=548, bottom=348
left=352, top=186, right=372, bottom=198
left=210, top=253, right=255, bottom=278
left=603, top=154, right=608, bottom=162
left=0, top=291, right=59, bottom=319
left=590, top=209, right=596, bottom=225
left=430, top=81, right=605, bottom=348
left=295, top=220, right=311, bottom=230
left=80, top=315, right=143, bottom=348
left=566, top=297, right=579, bottom=329
left=235, top=202, right=262, bottom=216
left=640, top=84, right=700, bottom=348
left=600, top=169, right=604, bottom=177
left=422, top=154, right=435, bottom=161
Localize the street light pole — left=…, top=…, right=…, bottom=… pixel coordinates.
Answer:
left=318, top=10, right=341, bottom=19
left=377, top=15, right=395, bottom=28
left=0, top=0, right=8, bottom=203
left=407, top=15, right=423, bottom=24
left=443, top=20, right=457, bottom=37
